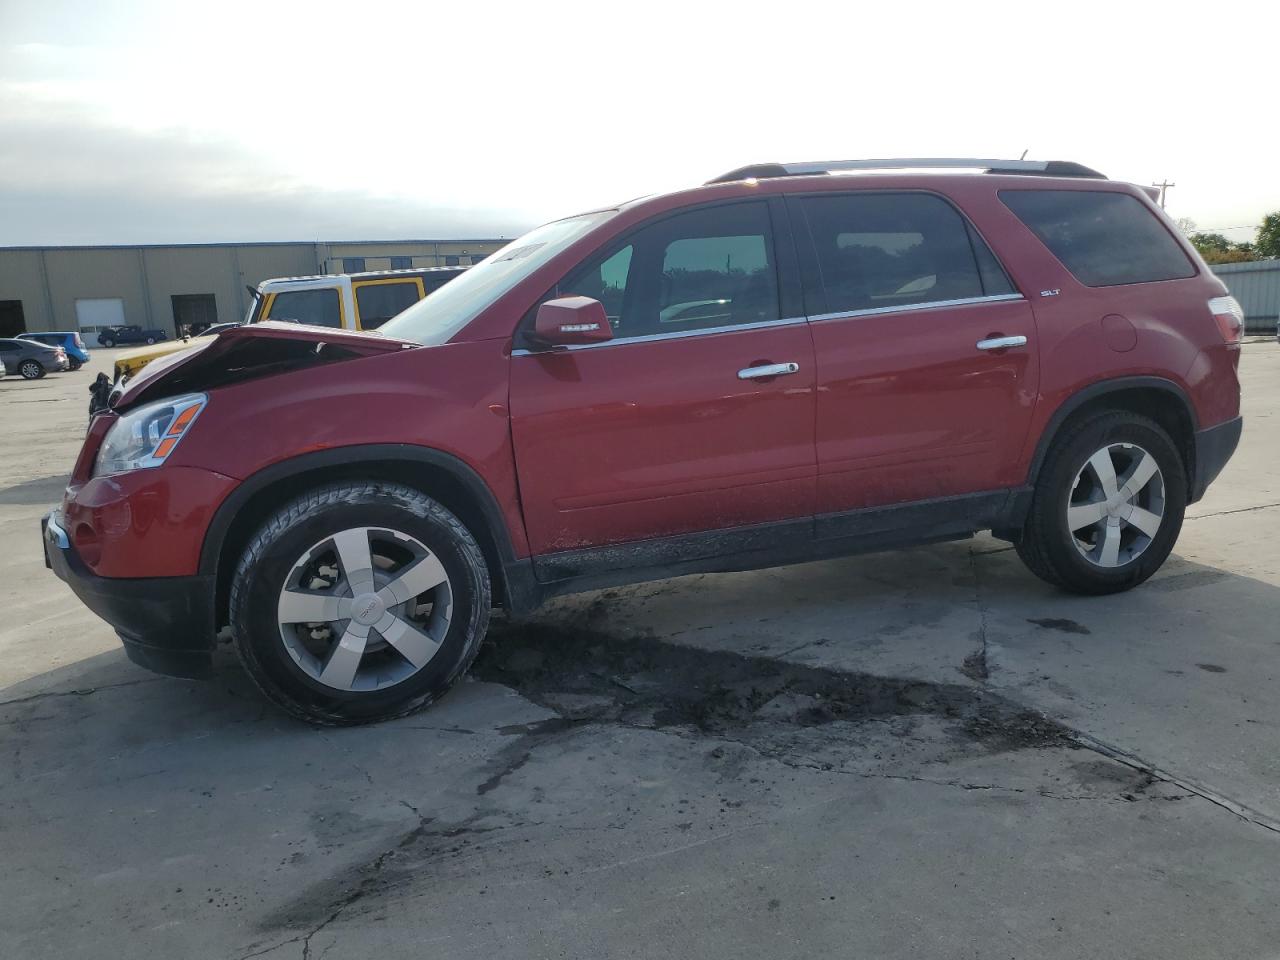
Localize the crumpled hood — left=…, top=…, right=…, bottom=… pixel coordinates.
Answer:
left=113, top=321, right=420, bottom=410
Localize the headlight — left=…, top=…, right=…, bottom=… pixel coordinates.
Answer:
left=95, top=393, right=207, bottom=476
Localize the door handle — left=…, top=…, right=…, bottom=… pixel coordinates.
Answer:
left=737, top=361, right=800, bottom=380
left=976, top=335, right=1028, bottom=352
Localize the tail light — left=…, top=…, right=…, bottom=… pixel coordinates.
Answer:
left=1208, top=296, right=1244, bottom=345
left=74, top=334, right=84, bottom=348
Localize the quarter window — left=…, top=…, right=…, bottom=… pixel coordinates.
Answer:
left=355, top=281, right=421, bottom=329
left=797, top=193, right=1011, bottom=315
left=1000, top=190, right=1195, bottom=287
left=553, top=202, right=779, bottom=340
left=267, top=289, right=342, bottom=328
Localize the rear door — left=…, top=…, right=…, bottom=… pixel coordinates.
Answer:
left=509, top=200, right=817, bottom=565
left=789, top=190, right=1039, bottom=535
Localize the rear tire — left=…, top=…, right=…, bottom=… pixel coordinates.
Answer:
left=100, top=338, right=115, bottom=348
left=1016, top=410, right=1186, bottom=595
left=229, top=481, right=490, bottom=725
left=19, top=360, right=44, bottom=380
left=145, top=337, right=156, bottom=345
left=68, top=358, right=83, bottom=371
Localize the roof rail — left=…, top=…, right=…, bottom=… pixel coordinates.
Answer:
left=706, top=158, right=1106, bottom=185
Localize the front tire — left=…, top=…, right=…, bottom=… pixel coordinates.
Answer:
left=229, top=481, right=491, bottom=724
left=19, top=360, right=44, bottom=380
left=1016, top=411, right=1186, bottom=595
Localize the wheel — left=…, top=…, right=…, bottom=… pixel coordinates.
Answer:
left=145, top=337, right=156, bottom=345
left=229, top=481, right=491, bottom=724
left=1016, top=410, right=1186, bottom=595
left=100, top=338, right=115, bottom=348
left=68, top=358, right=83, bottom=371
left=19, top=360, right=44, bottom=380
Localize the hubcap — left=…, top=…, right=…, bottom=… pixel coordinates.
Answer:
left=1067, top=442, right=1165, bottom=568
left=276, top=526, right=453, bottom=692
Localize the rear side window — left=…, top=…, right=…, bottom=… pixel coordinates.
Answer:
left=796, top=193, right=1014, bottom=315
left=1000, top=190, right=1195, bottom=287
left=267, top=289, right=342, bottom=328
left=354, top=281, right=420, bottom=329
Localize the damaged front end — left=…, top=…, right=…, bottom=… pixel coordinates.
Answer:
left=97, top=322, right=419, bottom=416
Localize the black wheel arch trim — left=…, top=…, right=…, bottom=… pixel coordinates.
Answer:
left=1026, top=376, right=1198, bottom=486
left=198, top=443, right=523, bottom=600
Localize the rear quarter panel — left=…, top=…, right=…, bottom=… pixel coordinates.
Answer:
left=945, top=178, right=1238, bottom=470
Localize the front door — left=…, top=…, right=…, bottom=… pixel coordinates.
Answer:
left=788, top=191, right=1039, bottom=534
left=509, top=200, right=817, bottom=567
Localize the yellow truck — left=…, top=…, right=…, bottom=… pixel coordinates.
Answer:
left=111, top=265, right=468, bottom=381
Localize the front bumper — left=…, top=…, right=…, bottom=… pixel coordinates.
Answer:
left=1189, top=416, right=1243, bottom=503
left=42, top=511, right=215, bottom=678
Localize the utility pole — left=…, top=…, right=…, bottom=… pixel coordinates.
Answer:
left=1152, top=179, right=1176, bottom=209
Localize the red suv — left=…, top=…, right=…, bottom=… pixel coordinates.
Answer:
left=43, top=158, right=1243, bottom=724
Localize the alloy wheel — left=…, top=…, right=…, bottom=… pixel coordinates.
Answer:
left=1066, top=442, right=1166, bottom=568
left=20, top=361, right=40, bottom=379
left=276, top=526, right=453, bottom=691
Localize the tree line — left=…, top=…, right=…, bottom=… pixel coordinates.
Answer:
left=1177, top=212, right=1280, bottom=265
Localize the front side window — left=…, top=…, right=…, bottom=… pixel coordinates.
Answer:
left=798, top=193, right=1010, bottom=315
left=553, top=201, right=779, bottom=341
left=558, top=245, right=633, bottom=326
left=381, top=211, right=615, bottom=345
left=1000, top=190, right=1195, bottom=287
left=266, top=289, right=342, bottom=328
left=354, top=281, right=421, bottom=329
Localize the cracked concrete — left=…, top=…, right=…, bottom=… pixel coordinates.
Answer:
left=2, top=345, right=1280, bottom=959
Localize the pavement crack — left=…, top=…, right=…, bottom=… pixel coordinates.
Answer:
left=961, top=545, right=991, bottom=682
left=1070, top=733, right=1280, bottom=836
left=0, top=677, right=166, bottom=709
left=1187, top=500, right=1280, bottom=521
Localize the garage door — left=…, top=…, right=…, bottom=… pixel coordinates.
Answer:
left=75, top=298, right=126, bottom=340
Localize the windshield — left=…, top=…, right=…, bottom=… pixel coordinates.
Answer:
left=380, top=212, right=613, bottom=344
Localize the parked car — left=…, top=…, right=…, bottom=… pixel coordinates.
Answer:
left=19, top=331, right=90, bottom=370
left=0, top=337, right=69, bottom=379
left=97, top=325, right=168, bottom=348
left=43, top=157, right=1243, bottom=725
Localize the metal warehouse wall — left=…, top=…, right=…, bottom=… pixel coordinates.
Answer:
left=1211, top=260, right=1280, bottom=332
left=0, top=238, right=507, bottom=339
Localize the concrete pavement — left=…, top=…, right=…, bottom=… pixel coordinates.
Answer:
left=2, top=343, right=1278, bottom=959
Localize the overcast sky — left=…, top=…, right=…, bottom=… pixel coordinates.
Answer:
left=1, top=0, right=1276, bottom=247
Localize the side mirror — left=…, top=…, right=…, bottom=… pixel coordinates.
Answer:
left=533, top=296, right=612, bottom=347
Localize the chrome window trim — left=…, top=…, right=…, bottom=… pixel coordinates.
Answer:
left=511, top=315, right=809, bottom=355
left=807, top=293, right=1024, bottom=323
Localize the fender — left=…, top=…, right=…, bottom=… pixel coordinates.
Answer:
left=1025, top=375, right=1198, bottom=485
left=197, top=443, right=522, bottom=578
